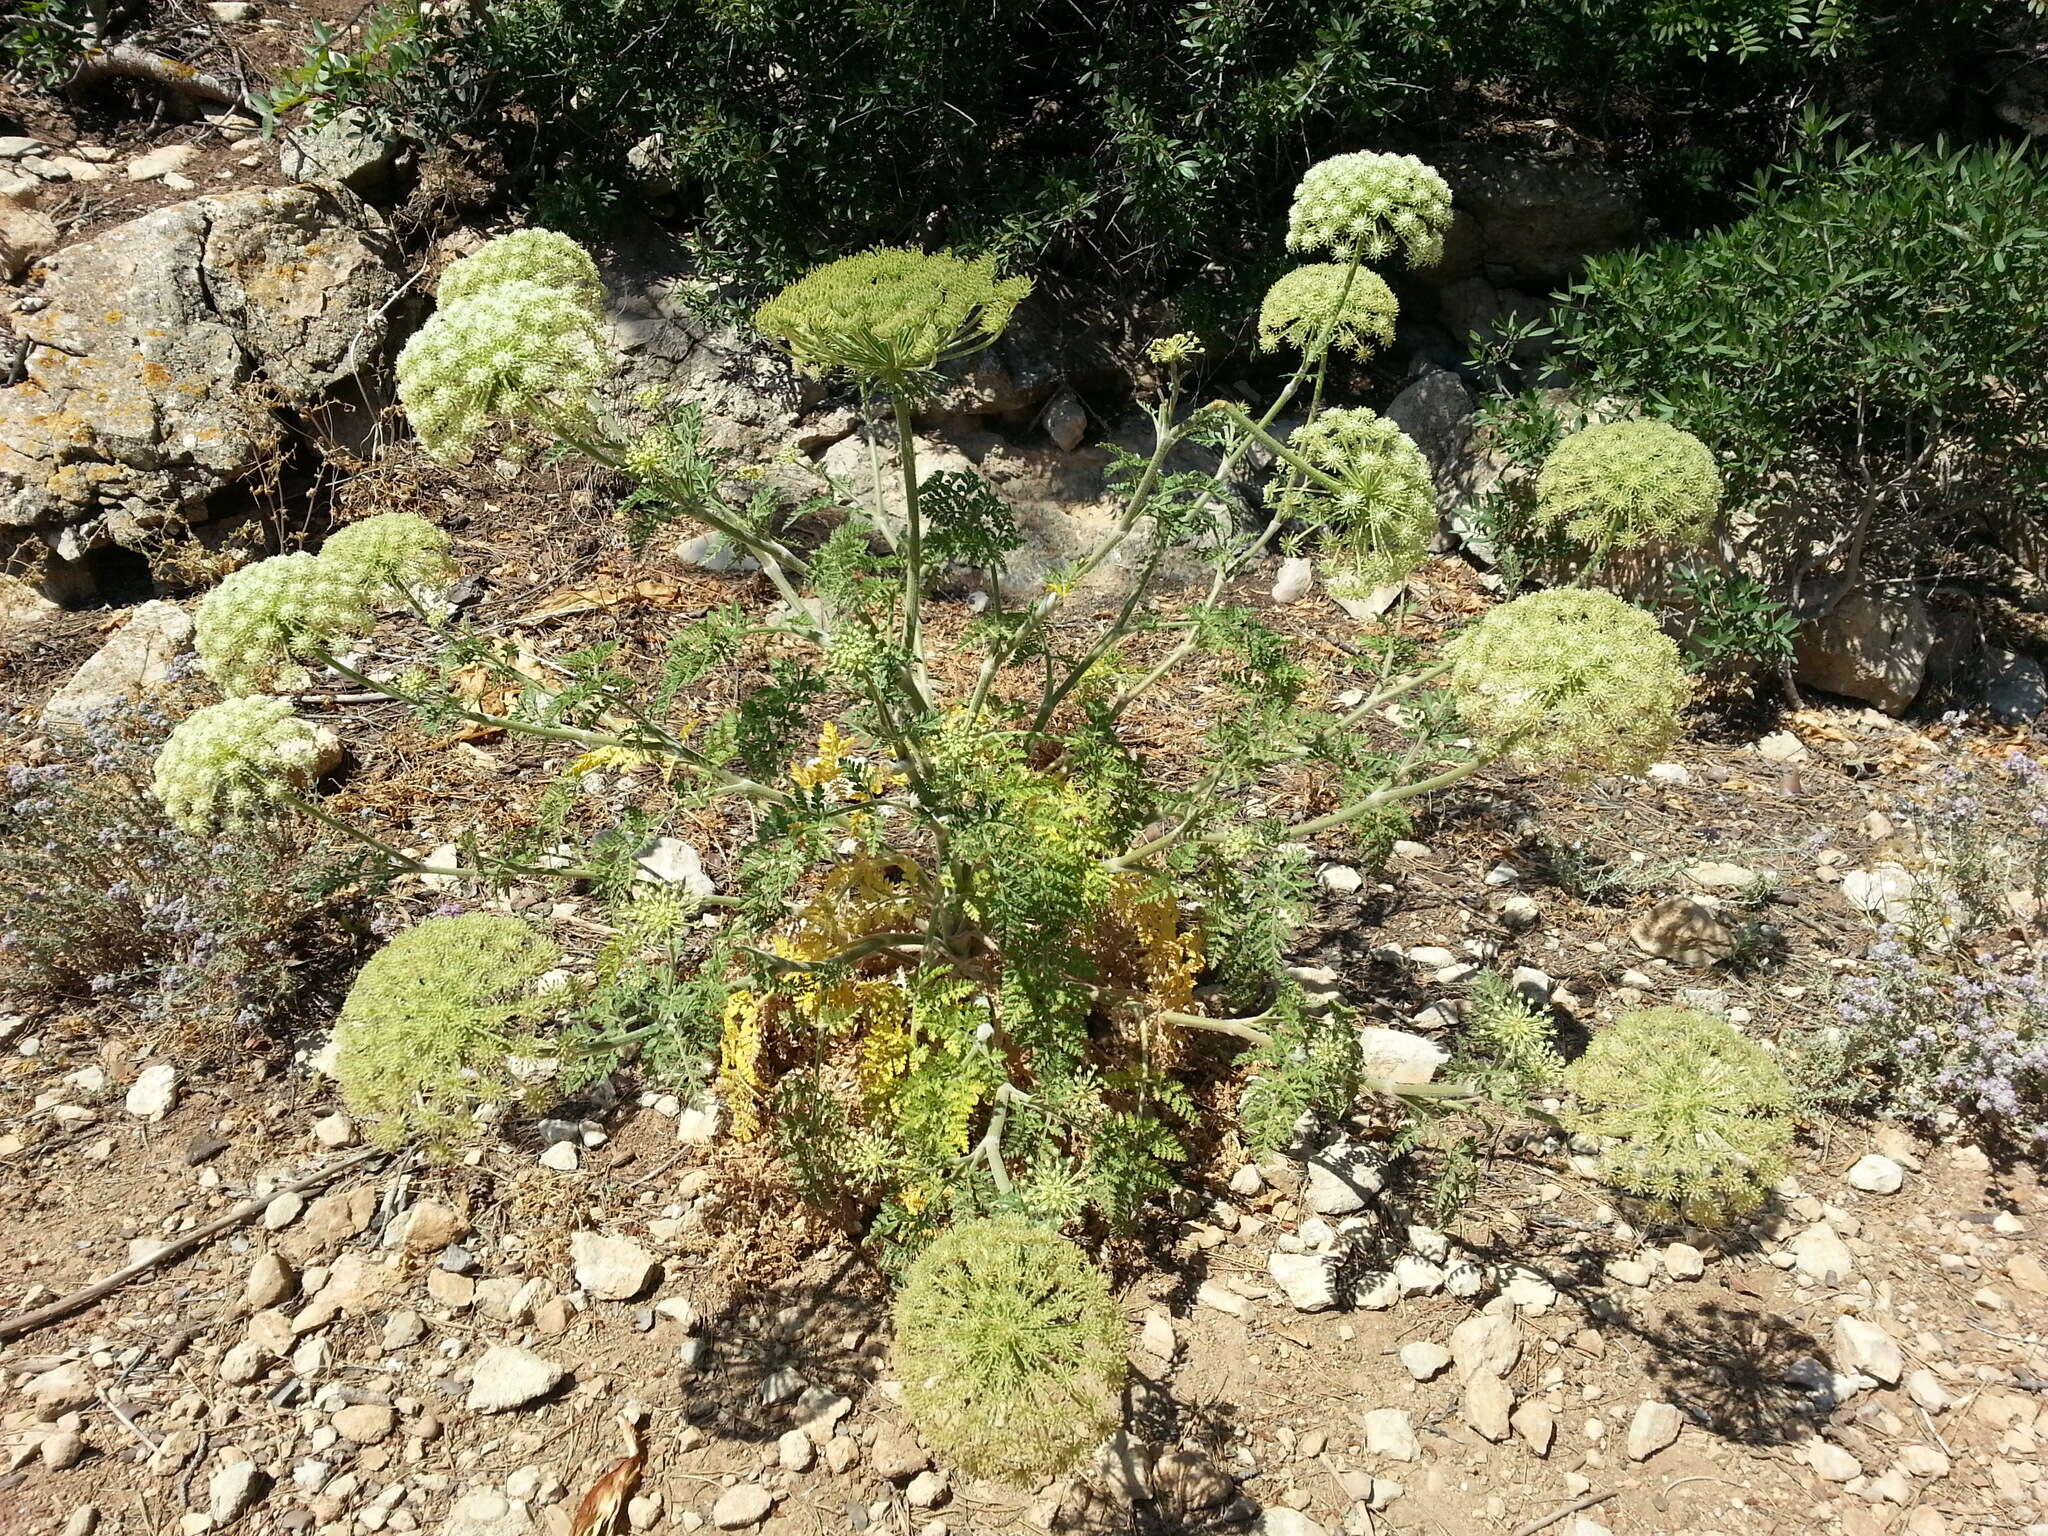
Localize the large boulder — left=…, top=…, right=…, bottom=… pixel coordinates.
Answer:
left=1794, top=589, right=1934, bottom=715
left=1432, top=150, right=1644, bottom=288
left=0, top=185, right=399, bottom=567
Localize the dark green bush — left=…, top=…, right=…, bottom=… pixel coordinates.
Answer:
left=1546, top=131, right=2048, bottom=610
left=318, top=0, right=2033, bottom=288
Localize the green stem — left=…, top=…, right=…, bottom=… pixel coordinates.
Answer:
left=890, top=395, right=937, bottom=713
left=744, top=931, right=928, bottom=974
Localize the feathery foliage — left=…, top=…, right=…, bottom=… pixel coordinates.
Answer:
left=1564, top=1006, right=1795, bottom=1222
left=333, top=914, right=562, bottom=1151
left=891, top=1216, right=1124, bottom=1481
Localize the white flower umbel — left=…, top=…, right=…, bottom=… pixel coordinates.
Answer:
left=152, top=696, right=324, bottom=836
left=1287, top=151, right=1454, bottom=268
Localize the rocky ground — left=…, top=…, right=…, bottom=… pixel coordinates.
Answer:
left=5, top=10, right=2048, bottom=1536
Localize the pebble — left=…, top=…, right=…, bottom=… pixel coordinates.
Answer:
left=1258, top=1511, right=1326, bottom=1536
left=1662, top=1243, right=1705, bottom=1280
left=572, top=1231, right=659, bottom=1300
left=333, top=1403, right=395, bottom=1444
left=126, top=144, right=200, bottom=182
left=1786, top=1223, right=1857, bottom=1284
left=244, top=1253, right=295, bottom=1310
left=40, top=1431, right=87, bottom=1469
left=125, top=1064, right=179, bottom=1120
left=1318, top=864, right=1363, bottom=895
left=1846, top=1153, right=1904, bottom=1194
left=207, top=1461, right=269, bottom=1524
left=311, top=1112, right=356, bottom=1148
left=1904, top=1370, right=1952, bottom=1412
left=777, top=1429, right=814, bottom=1472
left=1624, top=1400, right=1682, bottom=1461
left=1604, top=1258, right=1652, bottom=1287
left=1398, top=1341, right=1451, bottom=1381
left=465, top=1346, right=563, bottom=1412
left=711, top=1484, right=773, bottom=1529
left=1462, top=1373, right=1513, bottom=1442
left=1268, top=1252, right=1336, bottom=1312
left=1832, top=1315, right=1902, bottom=1384
left=262, top=1193, right=305, bottom=1231
left=904, top=1470, right=948, bottom=1509
left=1510, top=1401, right=1555, bottom=1456
left=539, top=1141, right=580, bottom=1172
left=1806, top=1437, right=1861, bottom=1481
left=1361, top=1409, right=1417, bottom=1462
left=381, top=1310, right=426, bottom=1351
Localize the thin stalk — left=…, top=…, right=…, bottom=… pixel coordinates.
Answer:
left=890, top=394, right=937, bottom=713
left=743, top=931, right=928, bottom=975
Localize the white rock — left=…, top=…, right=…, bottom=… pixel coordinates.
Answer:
left=1399, top=1341, right=1451, bottom=1381
left=1502, top=1269, right=1557, bottom=1313
left=1832, top=1315, right=1902, bottom=1384
left=1195, top=1280, right=1248, bottom=1318
left=1786, top=1223, right=1857, bottom=1284
left=1361, top=1409, right=1418, bottom=1462
left=1625, top=1400, right=1682, bottom=1461
left=1806, top=1437, right=1861, bottom=1481
left=539, top=1141, right=580, bottom=1172
left=1604, top=1259, right=1652, bottom=1287
left=1139, top=1312, right=1177, bottom=1361
left=26, top=1362, right=96, bottom=1415
left=1318, top=864, right=1363, bottom=895
left=634, top=837, right=716, bottom=896
left=1352, top=1271, right=1400, bottom=1310
left=243, top=1253, right=295, bottom=1310
left=1846, top=1153, right=1904, bottom=1195
left=125, top=144, right=199, bottom=182
left=1450, top=1310, right=1522, bottom=1380
left=1662, top=1243, right=1705, bottom=1280
left=1463, top=1372, right=1513, bottom=1442
left=125, top=1064, right=178, bottom=1121
left=311, top=1112, right=355, bottom=1148
left=905, top=1470, right=948, bottom=1509
left=1268, top=1252, right=1336, bottom=1313
left=710, top=1483, right=773, bottom=1529
left=1510, top=1400, right=1555, bottom=1456
left=571, top=1232, right=658, bottom=1300
left=40, top=1430, right=86, bottom=1469
left=1393, top=1255, right=1444, bottom=1297
left=1228, top=1164, right=1265, bottom=1196
left=1303, top=1145, right=1382, bottom=1214
left=207, top=1461, right=268, bottom=1524
left=777, top=1429, right=814, bottom=1472
left=1647, top=762, right=1691, bottom=785
left=1904, top=1369, right=1952, bottom=1412
left=465, top=1346, right=564, bottom=1413
left=1271, top=556, right=1315, bottom=605
left=1356, top=1026, right=1448, bottom=1087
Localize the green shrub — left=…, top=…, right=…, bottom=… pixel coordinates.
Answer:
left=891, top=1216, right=1124, bottom=1482
left=195, top=553, right=374, bottom=697
left=1563, top=1005, right=1795, bottom=1222
left=333, top=914, right=563, bottom=1150
left=286, top=0, right=2033, bottom=289
left=1549, top=133, right=2048, bottom=609
left=162, top=192, right=1689, bottom=1236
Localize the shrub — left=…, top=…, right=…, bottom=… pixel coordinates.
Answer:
left=1563, top=1006, right=1795, bottom=1222
left=1548, top=134, right=2048, bottom=612
left=333, top=913, right=563, bottom=1149
left=1534, top=420, right=1722, bottom=567
left=891, top=1216, right=1124, bottom=1482
left=0, top=717, right=349, bottom=1049
left=162, top=198, right=1687, bottom=1242
left=1453, top=970, right=1563, bottom=1103
left=434, top=228, right=608, bottom=318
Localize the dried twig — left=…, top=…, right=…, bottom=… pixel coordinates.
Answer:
left=1505, top=1489, right=1615, bottom=1536
left=0, top=1148, right=386, bottom=1343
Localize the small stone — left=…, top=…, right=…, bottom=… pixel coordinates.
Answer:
left=393, top=1200, right=467, bottom=1253
left=1318, top=863, right=1363, bottom=895
left=1268, top=1252, right=1336, bottom=1313
left=778, top=1429, right=815, bottom=1471
left=1257, top=1511, right=1325, bottom=1536
left=333, top=1403, right=394, bottom=1444
left=40, top=1431, right=87, bottom=1469
left=1832, top=1315, right=1902, bottom=1385
left=1604, top=1259, right=1652, bottom=1288
left=62, top=1507, right=99, bottom=1536
left=1786, top=1223, right=1857, bottom=1284
left=209, top=1, right=259, bottom=18
left=1139, top=1312, right=1177, bottom=1361
left=1398, top=1342, right=1451, bottom=1381
left=1392, top=1255, right=1444, bottom=1297
left=125, top=1064, right=179, bottom=1120
left=1303, top=1144, right=1382, bottom=1215
left=244, top=1253, right=295, bottom=1310
left=1806, top=1437, right=1861, bottom=1481
left=1356, top=1027, right=1448, bottom=1087
left=2006, top=1253, right=2048, bottom=1295
left=539, top=1141, right=580, bottom=1172
left=904, top=1470, right=948, bottom=1509
left=1195, top=1280, right=1249, bottom=1318
left=1510, top=1401, right=1555, bottom=1456
left=381, top=1310, right=425, bottom=1350
left=1450, top=1310, right=1522, bottom=1381
left=1846, top=1154, right=1904, bottom=1194
left=207, top=1461, right=269, bottom=1524
left=465, top=1346, right=564, bottom=1413
left=711, top=1485, right=773, bottom=1530
left=871, top=1428, right=931, bottom=1480
left=1625, top=1401, right=1682, bottom=1461
left=1463, top=1373, right=1513, bottom=1442
left=262, top=1193, right=304, bottom=1231
left=1904, top=1370, right=1951, bottom=1413
left=1361, top=1409, right=1417, bottom=1462
left=572, top=1231, right=659, bottom=1300
left=311, top=1112, right=355, bottom=1148
left=1228, top=1164, right=1265, bottom=1196
left=1662, top=1243, right=1705, bottom=1280
left=26, top=1363, right=96, bottom=1415
left=125, top=144, right=199, bottom=182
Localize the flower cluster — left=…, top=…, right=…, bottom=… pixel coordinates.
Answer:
left=891, top=1215, right=1125, bottom=1482
left=1258, top=263, right=1400, bottom=359
left=150, top=696, right=326, bottom=836
left=754, top=248, right=1032, bottom=392
left=1564, top=1005, right=1795, bottom=1222
left=1286, top=150, right=1454, bottom=267
left=1535, top=420, right=1722, bottom=554
left=1447, top=588, right=1690, bottom=776
left=434, top=228, right=607, bottom=318
left=321, top=511, right=457, bottom=605
left=333, top=913, right=563, bottom=1151
left=195, top=552, right=374, bottom=697
left=1265, top=407, right=1436, bottom=592
left=398, top=235, right=614, bottom=463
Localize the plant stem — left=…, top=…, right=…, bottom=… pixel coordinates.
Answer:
left=890, top=394, right=937, bottom=713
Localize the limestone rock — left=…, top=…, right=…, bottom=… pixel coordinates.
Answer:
left=0, top=193, right=57, bottom=280
left=1510, top=1400, right=1555, bottom=1456
left=393, top=1199, right=468, bottom=1254
left=242, top=1253, right=295, bottom=1310
left=1462, top=1372, right=1513, bottom=1442
left=1257, top=1510, right=1326, bottom=1536
left=1268, top=1252, right=1336, bottom=1312
left=0, top=186, right=397, bottom=567
left=571, top=1231, right=659, bottom=1301
left=1361, top=1409, right=1418, bottom=1462
left=1302, top=1142, right=1383, bottom=1215
left=1356, top=1026, right=1449, bottom=1087
left=207, top=1461, right=268, bottom=1524
left=1449, top=1309, right=1522, bottom=1381
left=124, top=1062, right=179, bottom=1121
left=1399, top=1341, right=1451, bottom=1381
left=442, top=1489, right=536, bottom=1536
left=333, top=1402, right=395, bottom=1444
left=1628, top=895, right=1733, bottom=966
left=1625, top=1400, right=1682, bottom=1461
left=278, top=108, right=404, bottom=194
left=25, top=1362, right=95, bottom=1415
left=41, top=602, right=195, bottom=727
left=1786, top=1223, right=1857, bottom=1284
left=465, top=1346, right=564, bottom=1412
left=1846, top=1153, right=1904, bottom=1194
left=1832, top=1315, right=1902, bottom=1384
left=710, top=1484, right=773, bottom=1529
left=1794, top=591, right=1934, bottom=715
